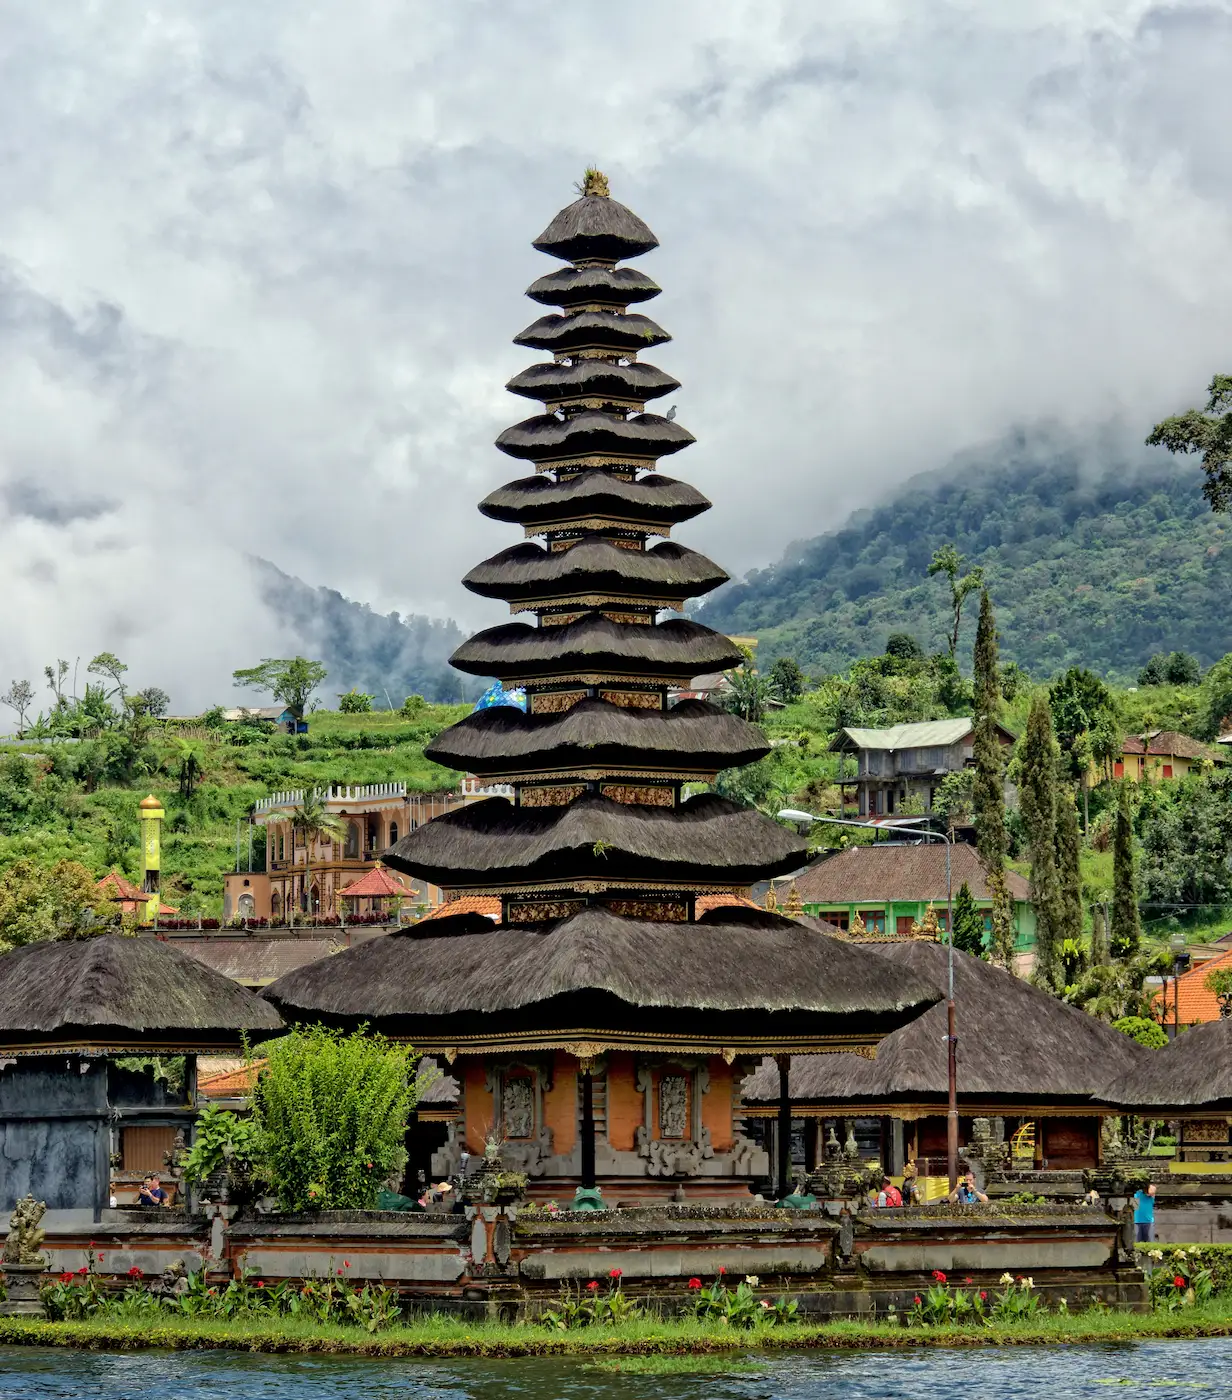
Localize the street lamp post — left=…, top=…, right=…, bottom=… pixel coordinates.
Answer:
left=778, top=808, right=959, bottom=1192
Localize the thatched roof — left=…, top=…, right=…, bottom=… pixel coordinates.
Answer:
left=496, top=410, right=693, bottom=464
left=526, top=264, right=661, bottom=308
left=533, top=194, right=659, bottom=262
left=795, top=843, right=1031, bottom=905
left=173, top=937, right=338, bottom=989
left=383, top=791, right=808, bottom=890
left=463, top=539, right=726, bottom=606
left=0, top=935, right=284, bottom=1052
left=425, top=698, right=769, bottom=779
left=514, top=311, right=670, bottom=356
left=263, top=905, right=942, bottom=1053
left=741, top=940, right=1146, bottom=1110
left=479, top=472, right=709, bottom=530
left=450, top=615, right=746, bottom=682
left=505, top=359, right=678, bottom=406
left=1101, top=1017, right=1232, bottom=1112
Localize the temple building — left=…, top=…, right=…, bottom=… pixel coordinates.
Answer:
left=265, top=174, right=939, bottom=1204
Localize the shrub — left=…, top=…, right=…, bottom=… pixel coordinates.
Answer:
left=1139, top=1245, right=1232, bottom=1304
left=253, top=1025, right=423, bottom=1210
left=179, top=1102, right=262, bottom=1185
left=1112, top=1016, right=1169, bottom=1050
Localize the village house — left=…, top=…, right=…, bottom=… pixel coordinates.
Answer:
left=791, top=841, right=1035, bottom=951
left=1108, top=730, right=1224, bottom=782
left=831, top=718, right=1015, bottom=818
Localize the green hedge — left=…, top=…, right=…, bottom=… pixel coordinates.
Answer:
left=1138, top=1244, right=1232, bottom=1294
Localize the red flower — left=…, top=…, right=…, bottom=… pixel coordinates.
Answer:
left=587, top=1280, right=599, bottom=1291
left=688, top=1278, right=702, bottom=1290
left=88, top=1241, right=96, bottom=1249
left=343, top=1260, right=350, bottom=1268
left=127, top=1267, right=143, bottom=1279
left=1174, top=1276, right=1186, bottom=1289
left=913, top=1295, right=922, bottom=1304
left=96, top=1255, right=103, bottom=1264
left=609, top=1268, right=622, bottom=1279
left=337, top=1270, right=344, bottom=1276
left=58, top=1272, right=74, bottom=1284
left=718, top=1266, right=726, bottom=1276
left=980, top=1291, right=988, bottom=1301
left=963, top=1277, right=973, bottom=1284
left=932, top=1270, right=947, bottom=1283
left=76, top=1266, right=88, bottom=1275
left=256, top=1281, right=265, bottom=1289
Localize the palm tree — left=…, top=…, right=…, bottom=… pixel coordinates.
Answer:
left=289, top=789, right=345, bottom=918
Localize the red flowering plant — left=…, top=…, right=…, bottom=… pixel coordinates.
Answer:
left=1144, top=1248, right=1213, bottom=1313
left=40, top=1249, right=106, bottom=1321
left=541, top=1271, right=643, bottom=1330
left=686, top=1270, right=795, bottom=1330
left=907, top=1272, right=990, bottom=1328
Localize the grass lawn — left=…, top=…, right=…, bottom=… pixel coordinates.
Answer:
left=4, top=1301, right=1232, bottom=1357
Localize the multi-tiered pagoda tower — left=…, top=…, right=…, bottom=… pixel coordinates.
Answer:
left=267, top=175, right=937, bottom=1203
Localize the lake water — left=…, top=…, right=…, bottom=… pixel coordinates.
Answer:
left=2, top=1339, right=1231, bottom=1400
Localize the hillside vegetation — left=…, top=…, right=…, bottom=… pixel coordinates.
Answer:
left=699, top=452, right=1231, bottom=680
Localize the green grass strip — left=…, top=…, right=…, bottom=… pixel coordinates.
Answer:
left=3, top=1302, right=1232, bottom=1357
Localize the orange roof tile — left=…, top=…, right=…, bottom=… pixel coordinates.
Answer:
left=340, top=865, right=412, bottom=899
left=97, top=871, right=145, bottom=902
left=419, top=896, right=501, bottom=923
left=199, top=1060, right=266, bottom=1097
left=1153, top=946, right=1232, bottom=1025
left=695, top=893, right=761, bottom=916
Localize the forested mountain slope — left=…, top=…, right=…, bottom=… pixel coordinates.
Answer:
left=698, top=449, right=1230, bottom=679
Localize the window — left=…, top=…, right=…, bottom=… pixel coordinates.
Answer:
left=859, top=910, right=886, bottom=935
left=896, top=915, right=916, bottom=937
left=825, top=911, right=849, bottom=931
left=389, top=823, right=399, bottom=845
left=344, top=822, right=360, bottom=859
left=1162, top=765, right=1173, bottom=779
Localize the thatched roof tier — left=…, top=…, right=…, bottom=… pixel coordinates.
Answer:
left=479, top=472, right=710, bottom=531
left=0, top=935, right=284, bottom=1054
left=505, top=359, right=678, bottom=406
left=462, top=539, right=727, bottom=607
left=1101, top=1017, right=1232, bottom=1113
left=533, top=194, right=659, bottom=262
left=449, top=615, right=746, bottom=683
left=526, top=265, right=661, bottom=308
left=425, top=698, right=770, bottom=779
left=263, top=905, right=941, bottom=1055
left=383, top=790, right=807, bottom=891
left=740, top=940, right=1146, bottom=1114
left=513, top=311, right=670, bottom=355
left=496, top=411, right=692, bottom=464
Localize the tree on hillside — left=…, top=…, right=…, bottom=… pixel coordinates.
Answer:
left=1146, top=373, right=1232, bottom=512
left=135, top=686, right=171, bottom=718
left=232, top=657, right=328, bottom=722
left=1, top=680, right=34, bottom=735
left=722, top=668, right=779, bottom=723
left=87, top=651, right=129, bottom=699
left=338, top=688, right=374, bottom=713
left=1110, top=781, right=1142, bottom=959
left=928, top=544, right=984, bottom=659
left=1196, top=652, right=1232, bottom=739
left=1049, top=667, right=1120, bottom=828
left=0, top=859, right=120, bottom=952
left=951, top=881, right=985, bottom=958
left=1055, top=782, right=1085, bottom=971
left=1018, top=692, right=1064, bottom=990
left=768, top=657, right=806, bottom=704
left=1138, top=652, right=1201, bottom=687
left=44, top=659, right=70, bottom=712
left=971, top=591, right=1015, bottom=966
left=885, top=632, right=923, bottom=661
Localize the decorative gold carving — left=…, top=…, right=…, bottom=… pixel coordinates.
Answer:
left=605, top=898, right=688, bottom=922
left=531, top=690, right=588, bottom=714
left=521, top=784, right=586, bottom=808
left=599, top=689, right=662, bottom=709
left=535, top=455, right=656, bottom=473
left=506, top=899, right=586, bottom=923
left=444, top=1047, right=458, bottom=1064
left=600, top=783, right=673, bottom=807
left=601, top=610, right=656, bottom=625
left=527, top=519, right=671, bottom=539
left=538, top=611, right=587, bottom=627
left=559, top=348, right=637, bottom=363
left=852, top=1046, right=878, bottom=1061
left=764, top=886, right=779, bottom=913
left=610, top=536, right=644, bottom=551
left=565, top=1040, right=606, bottom=1067
left=549, top=537, right=581, bottom=552
left=784, top=884, right=804, bottom=919
left=1182, top=1121, right=1231, bottom=1143
left=722, top=1047, right=736, bottom=1065
left=850, top=911, right=867, bottom=937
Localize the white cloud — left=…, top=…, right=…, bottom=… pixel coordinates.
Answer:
left=1, top=1, right=1229, bottom=708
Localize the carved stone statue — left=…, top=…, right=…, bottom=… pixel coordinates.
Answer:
left=2, top=1195, right=46, bottom=1266
left=659, top=1075, right=689, bottom=1139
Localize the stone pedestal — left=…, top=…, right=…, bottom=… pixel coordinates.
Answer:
left=0, top=1261, right=47, bottom=1316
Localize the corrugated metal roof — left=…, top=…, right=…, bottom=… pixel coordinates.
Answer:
left=832, top=719, right=975, bottom=751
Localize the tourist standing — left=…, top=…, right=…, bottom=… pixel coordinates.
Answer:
left=1133, top=1182, right=1157, bottom=1242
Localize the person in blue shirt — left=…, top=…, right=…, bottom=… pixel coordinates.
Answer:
left=1133, top=1183, right=1157, bottom=1242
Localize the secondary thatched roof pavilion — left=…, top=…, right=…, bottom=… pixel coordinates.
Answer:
left=741, top=939, right=1146, bottom=1172
left=0, top=934, right=284, bottom=1054
left=1102, top=1017, right=1232, bottom=1116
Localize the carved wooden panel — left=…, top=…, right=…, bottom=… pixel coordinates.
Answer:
left=549, top=537, right=581, bottom=553
left=601, top=783, right=673, bottom=807
left=601, top=610, right=653, bottom=625
left=1183, top=1121, right=1231, bottom=1144
left=605, top=898, right=688, bottom=922
left=503, top=1077, right=534, bottom=1140
left=610, top=536, right=644, bottom=551
left=521, top=784, right=586, bottom=807
left=599, top=689, right=662, bottom=709
left=531, top=690, right=588, bottom=714
left=506, top=899, right=586, bottom=923
left=539, top=611, right=587, bottom=627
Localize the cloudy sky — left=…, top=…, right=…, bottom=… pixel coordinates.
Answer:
left=2, top=1, right=1231, bottom=710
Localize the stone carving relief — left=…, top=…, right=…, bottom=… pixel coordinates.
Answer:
left=2, top=1196, right=46, bottom=1266
left=636, top=1125, right=714, bottom=1177
left=659, top=1075, right=689, bottom=1139
left=503, top=1078, right=534, bottom=1140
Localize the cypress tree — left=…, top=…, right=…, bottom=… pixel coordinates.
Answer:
left=1089, top=901, right=1110, bottom=967
left=1054, top=780, right=1086, bottom=975
left=972, top=590, right=1015, bottom=965
left=1110, top=780, right=1142, bottom=959
left=951, top=881, right=986, bottom=957
left=1020, top=691, right=1064, bottom=990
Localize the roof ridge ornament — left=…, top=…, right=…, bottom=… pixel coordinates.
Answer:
left=578, top=168, right=610, bottom=198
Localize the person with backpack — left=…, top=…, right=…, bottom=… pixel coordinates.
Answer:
left=876, top=1176, right=903, bottom=1207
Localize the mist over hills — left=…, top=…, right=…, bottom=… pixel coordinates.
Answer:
left=252, top=558, right=474, bottom=706
left=697, top=437, right=1231, bottom=681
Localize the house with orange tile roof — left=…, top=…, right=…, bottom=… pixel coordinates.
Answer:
left=1109, top=730, right=1225, bottom=783
left=96, top=871, right=177, bottom=917
left=1153, top=945, right=1232, bottom=1030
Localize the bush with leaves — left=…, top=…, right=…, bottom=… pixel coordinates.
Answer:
left=253, top=1025, right=423, bottom=1210
left=1111, top=1016, right=1168, bottom=1050
left=179, top=1102, right=263, bottom=1185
